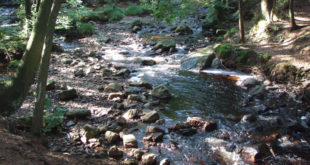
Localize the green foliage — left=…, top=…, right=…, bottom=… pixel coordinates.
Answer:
left=42, top=104, right=67, bottom=133
left=261, top=54, right=272, bottom=62
left=97, top=6, right=124, bottom=22
left=9, top=60, right=20, bottom=68
left=76, top=22, right=94, bottom=35
left=224, top=28, right=238, bottom=38
left=0, top=27, right=26, bottom=61
left=273, top=0, right=289, bottom=19
left=124, top=3, right=144, bottom=16
left=216, top=36, right=224, bottom=41
left=215, top=43, right=234, bottom=59
left=140, top=0, right=199, bottom=24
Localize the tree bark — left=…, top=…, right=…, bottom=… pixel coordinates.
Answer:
left=289, top=0, right=297, bottom=30
left=261, top=0, right=274, bottom=22
left=32, top=0, right=61, bottom=136
left=0, top=0, right=53, bottom=115
left=239, top=0, right=245, bottom=42
left=25, top=0, right=32, bottom=36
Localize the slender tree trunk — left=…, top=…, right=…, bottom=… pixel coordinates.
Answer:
left=239, top=0, right=245, bottom=42
left=32, top=0, right=61, bottom=136
left=289, top=0, right=297, bottom=30
left=25, top=0, right=32, bottom=35
left=0, top=0, right=53, bottom=115
left=261, top=0, right=274, bottom=22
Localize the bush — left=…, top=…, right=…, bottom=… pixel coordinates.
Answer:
left=124, top=4, right=144, bottom=16
left=42, top=104, right=67, bottom=133
left=76, top=22, right=94, bottom=35
left=235, top=49, right=258, bottom=65
left=95, top=6, right=124, bottom=22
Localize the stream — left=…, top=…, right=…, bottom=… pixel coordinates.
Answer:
left=1, top=5, right=310, bottom=165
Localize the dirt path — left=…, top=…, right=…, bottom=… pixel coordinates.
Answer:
left=249, top=0, right=310, bottom=71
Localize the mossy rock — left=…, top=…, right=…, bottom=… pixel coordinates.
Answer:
left=59, top=89, right=77, bottom=101
left=270, top=62, right=297, bottom=83
left=181, top=45, right=216, bottom=70
left=175, top=25, right=193, bottom=35
left=215, top=44, right=234, bottom=59
left=154, top=39, right=176, bottom=51
left=235, top=49, right=259, bottom=66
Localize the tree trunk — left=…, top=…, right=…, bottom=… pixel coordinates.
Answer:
left=261, top=0, right=274, bottom=22
left=289, top=0, right=297, bottom=30
left=25, top=0, right=32, bottom=35
left=0, top=0, right=53, bottom=115
left=32, top=0, right=61, bottom=136
left=239, top=0, right=245, bottom=42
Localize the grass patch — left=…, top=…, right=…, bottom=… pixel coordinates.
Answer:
left=124, top=3, right=144, bottom=16
left=76, top=22, right=94, bottom=35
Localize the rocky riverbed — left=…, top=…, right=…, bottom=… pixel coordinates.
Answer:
left=2, top=6, right=310, bottom=165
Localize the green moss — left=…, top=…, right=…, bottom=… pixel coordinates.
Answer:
left=124, top=4, right=144, bottom=16
left=76, top=22, right=94, bottom=35
left=215, top=44, right=234, bottom=59
left=235, top=49, right=258, bottom=65
left=261, top=54, right=272, bottom=62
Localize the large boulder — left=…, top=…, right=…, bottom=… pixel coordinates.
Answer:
left=181, top=45, right=216, bottom=70
left=141, top=110, right=159, bottom=123
left=151, top=85, right=172, bottom=100
left=123, top=134, right=138, bottom=148
left=154, top=39, right=176, bottom=52
left=59, top=89, right=77, bottom=101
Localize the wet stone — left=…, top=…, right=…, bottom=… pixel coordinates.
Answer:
left=123, top=134, right=138, bottom=148
left=241, top=114, right=257, bottom=123
left=80, top=124, right=99, bottom=140
left=141, top=111, right=159, bottom=123
left=141, top=59, right=156, bottom=66
left=122, top=158, right=138, bottom=165
left=240, top=143, right=272, bottom=163
left=133, top=149, right=144, bottom=160
left=123, top=109, right=138, bottom=120
left=65, top=109, right=91, bottom=118
left=146, top=126, right=164, bottom=134
left=105, top=131, right=119, bottom=144
left=141, top=152, right=157, bottom=165
left=108, top=146, right=123, bottom=158
left=159, top=158, right=170, bottom=165
left=98, top=124, right=108, bottom=133
left=114, top=68, right=130, bottom=77
left=74, top=69, right=85, bottom=77
left=128, top=94, right=146, bottom=102
left=143, top=132, right=163, bottom=142
left=102, top=68, right=113, bottom=77
left=151, top=85, right=172, bottom=100
left=169, top=123, right=196, bottom=136
left=105, top=83, right=123, bottom=92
